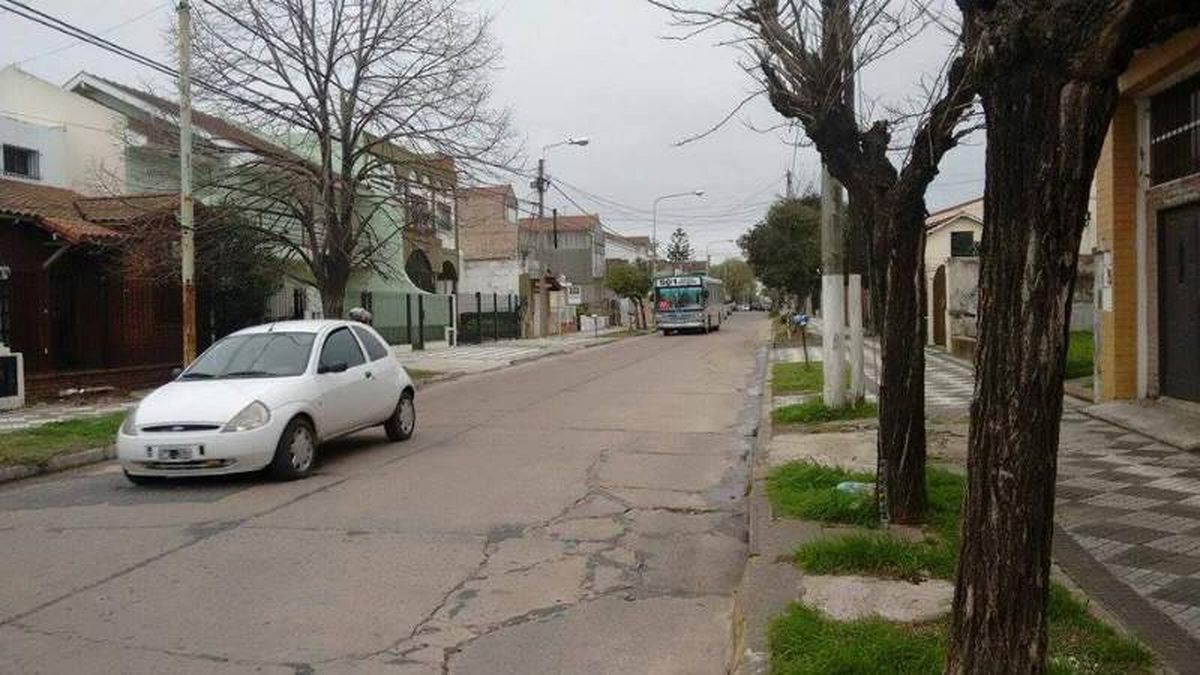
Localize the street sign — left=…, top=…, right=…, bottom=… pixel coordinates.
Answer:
left=567, top=286, right=583, bottom=306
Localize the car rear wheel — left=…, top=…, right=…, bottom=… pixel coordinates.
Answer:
left=268, top=417, right=317, bottom=480
left=384, top=390, right=415, bottom=442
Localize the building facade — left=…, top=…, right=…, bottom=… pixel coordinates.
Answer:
left=519, top=214, right=607, bottom=308
left=1092, top=27, right=1200, bottom=404
left=457, top=184, right=525, bottom=297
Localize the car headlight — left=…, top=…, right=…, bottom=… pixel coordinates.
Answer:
left=223, top=401, right=271, bottom=433
left=120, top=405, right=139, bottom=436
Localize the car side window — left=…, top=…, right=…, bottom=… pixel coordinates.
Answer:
left=320, top=327, right=365, bottom=370
left=352, top=326, right=390, bottom=362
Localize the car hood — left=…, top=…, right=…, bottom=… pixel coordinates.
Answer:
left=134, top=379, right=295, bottom=426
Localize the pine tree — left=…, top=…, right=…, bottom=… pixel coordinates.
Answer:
left=665, top=228, right=692, bottom=265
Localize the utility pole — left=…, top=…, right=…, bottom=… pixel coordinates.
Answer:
left=177, top=0, right=196, bottom=365
left=535, top=158, right=546, bottom=218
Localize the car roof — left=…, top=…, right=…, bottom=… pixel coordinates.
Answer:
left=232, top=319, right=351, bottom=336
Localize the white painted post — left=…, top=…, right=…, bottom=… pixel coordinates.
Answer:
left=848, top=274, right=865, bottom=401
left=822, top=275, right=845, bottom=407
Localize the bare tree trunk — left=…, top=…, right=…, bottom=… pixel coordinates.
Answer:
left=946, top=72, right=1114, bottom=673
left=875, top=207, right=927, bottom=522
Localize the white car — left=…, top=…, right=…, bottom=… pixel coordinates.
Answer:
left=117, top=320, right=416, bottom=484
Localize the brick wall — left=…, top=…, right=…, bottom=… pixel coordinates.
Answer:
left=1096, top=97, right=1139, bottom=400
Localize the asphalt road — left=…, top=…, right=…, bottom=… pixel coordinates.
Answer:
left=0, top=314, right=767, bottom=674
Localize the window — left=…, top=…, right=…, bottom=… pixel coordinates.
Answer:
left=352, top=325, right=390, bottom=361
left=435, top=202, right=453, bottom=231
left=319, top=327, right=365, bottom=370
left=1150, top=72, right=1200, bottom=185
left=2, top=145, right=40, bottom=180
left=950, top=231, right=977, bottom=257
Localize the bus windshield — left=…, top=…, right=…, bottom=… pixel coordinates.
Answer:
left=656, top=286, right=704, bottom=309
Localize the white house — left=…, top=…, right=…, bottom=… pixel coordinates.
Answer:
left=925, top=196, right=1097, bottom=355
left=0, top=66, right=126, bottom=195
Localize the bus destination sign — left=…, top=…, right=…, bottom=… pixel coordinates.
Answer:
left=655, top=276, right=702, bottom=288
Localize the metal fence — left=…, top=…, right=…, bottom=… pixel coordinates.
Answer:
left=455, top=292, right=522, bottom=344
left=356, top=290, right=454, bottom=348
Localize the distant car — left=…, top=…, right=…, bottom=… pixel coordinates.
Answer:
left=117, top=320, right=415, bottom=484
left=738, top=304, right=750, bottom=312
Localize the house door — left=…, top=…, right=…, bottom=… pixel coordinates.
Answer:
left=932, top=265, right=947, bottom=347
left=1159, top=205, right=1200, bottom=402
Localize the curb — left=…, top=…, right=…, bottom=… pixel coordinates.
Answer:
left=0, top=446, right=115, bottom=487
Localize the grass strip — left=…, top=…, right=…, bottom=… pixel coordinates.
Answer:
left=0, top=412, right=125, bottom=467
left=772, top=398, right=877, bottom=425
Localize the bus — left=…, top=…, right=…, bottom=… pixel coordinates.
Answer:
left=653, top=274, right=726, bottom=334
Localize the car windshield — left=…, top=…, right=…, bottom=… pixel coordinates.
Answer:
left=656, top=286, right=704, bottom=310
left=181, top=332, right=316, bottom=380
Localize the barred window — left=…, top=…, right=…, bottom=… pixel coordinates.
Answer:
left=1150, top=72, right=1200, bottom=185
left=2, top=145, right=40, bottom=180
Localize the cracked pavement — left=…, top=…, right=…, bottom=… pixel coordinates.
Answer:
left=0, top=315, right=767, bottom=674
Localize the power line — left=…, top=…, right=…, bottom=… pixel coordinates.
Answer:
left=16, top=4, right=167, bottom=65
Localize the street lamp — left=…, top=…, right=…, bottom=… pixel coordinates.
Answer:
left=652, top=189, right=705, bottom=276
left=705, top=239, right=738, bottom=269
left=536, top=137, right=590, bottom=217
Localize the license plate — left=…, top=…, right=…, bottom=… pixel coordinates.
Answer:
left=154, top=446, right=196, bottom=461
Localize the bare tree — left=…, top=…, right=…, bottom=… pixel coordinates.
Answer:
left=654, top=0, right=978, bottom=523
left=945, top=3, right=1200, bottom=670
left=187, top=0, right=513, bottom=316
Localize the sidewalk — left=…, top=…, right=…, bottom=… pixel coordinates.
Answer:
left=854, top=338, right=1200, bottom=659
left=391, top=327, right=631, bottom=377
left=0, top=328, right=633, bottom=433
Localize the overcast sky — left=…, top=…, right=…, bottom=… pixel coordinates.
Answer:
left=0, top=0, right=983, bottom=262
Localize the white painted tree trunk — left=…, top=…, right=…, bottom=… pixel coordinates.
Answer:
left=822, top=274, right=845, bottom=407
left=848, top=274, right=865, bottom=401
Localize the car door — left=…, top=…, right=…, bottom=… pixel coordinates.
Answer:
left=351, top=325, right=401, bottom=423
left=314, top=326, right=372, bottom=436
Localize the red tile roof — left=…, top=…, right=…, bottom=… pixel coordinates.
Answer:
left=0, top=179, right=177, bottom=244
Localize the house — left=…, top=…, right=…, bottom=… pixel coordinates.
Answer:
left=67, top=72, right=461, bottom=328
left=923, top=196, right=1096, bottom=357
left=0, top=178, right=183, bottom=400
left=923, top=198, right=984, bottom=353
left=456, top=184, right=525, bottom=297
left=519, top=213, right=607, bottom=308
left=1091, top=27, right=1200, bottom=405
left=0, top=66, right=126, bottom=194
left=604, top=232, right=652, bottom=263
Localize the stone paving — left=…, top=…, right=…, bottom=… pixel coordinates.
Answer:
left=1057, top=408, right=1200, bottom=641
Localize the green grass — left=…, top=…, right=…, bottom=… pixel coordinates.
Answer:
left=790, top=467, right=964, bottom=581
left=766, top=462, right=877, bottom=526
left=772, top=398, right=877, bottom=426
left=1065, top=331, right=1094, bottom=380
left=772, top=464, right=1153, bottom=673
left=768, top=588, right=1153, bottom=675
left=0, top=413, right=125, bottom=467
left=406, top=368, right=441, bottom=384
left=769, top=603, right=945, bottom=674
left=772, top=361, right=824, bottom=394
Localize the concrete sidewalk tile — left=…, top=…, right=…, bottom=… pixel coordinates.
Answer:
left=1146, top=534, right=1200, bottom=556
left=1112, top=511, right=1200, bottom=534
left=1083, top=493, right=1169, bottom=511
left=1075, top=523, right=1171, bottom=546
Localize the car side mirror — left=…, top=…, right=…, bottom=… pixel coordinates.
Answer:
left=319, top=361, right=348, bottom=374
left=171, top=367, right=183, bottom=379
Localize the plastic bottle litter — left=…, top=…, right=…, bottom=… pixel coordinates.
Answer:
left=835, top=481, right=873, bottom=496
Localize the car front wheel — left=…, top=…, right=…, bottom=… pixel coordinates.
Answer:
left=384, top=390, right=415, bottom=442
left=268, top=417, right=317, bottom=480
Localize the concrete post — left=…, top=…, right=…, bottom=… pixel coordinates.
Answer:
left=822, top=275, right=846, bottom=407
left=848, top=274, right=865, bottom=401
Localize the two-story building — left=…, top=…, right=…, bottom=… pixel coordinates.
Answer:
left=456, top=184, right=525, bottom=297
left=519, top=213, right=607, bottom=309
